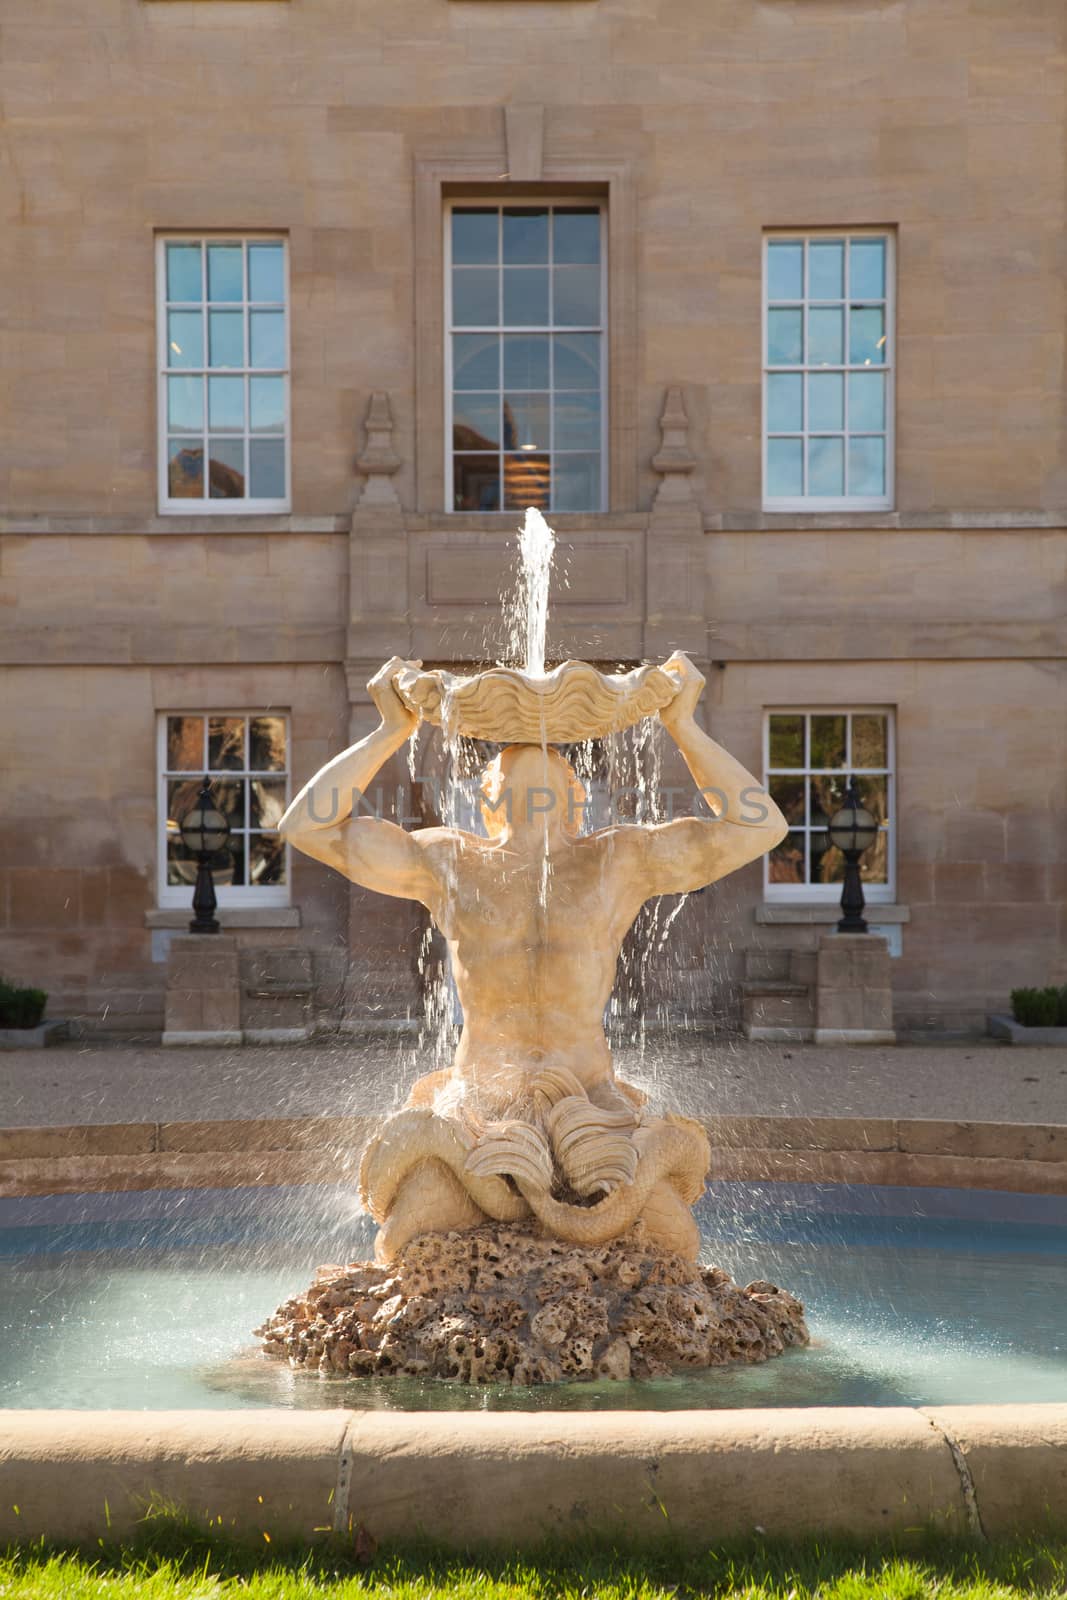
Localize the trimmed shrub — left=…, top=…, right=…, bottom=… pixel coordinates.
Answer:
left=0, top=978, right=47, bottom=1029
left=1010, top=985, right=1065, bottom=1028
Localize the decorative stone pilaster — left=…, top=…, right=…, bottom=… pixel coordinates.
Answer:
left=645, top=385, right=706, bottom=661
left=651, top=385, right=697, bottom=509
left=355, top=390, right=401, bottom=508
left=339, top=657, right=423, bottom=1033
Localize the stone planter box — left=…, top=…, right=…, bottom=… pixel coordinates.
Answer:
left=0, top=1020, right=71, bottom=1050
left=987, top=1013, right=1067, bottom=1045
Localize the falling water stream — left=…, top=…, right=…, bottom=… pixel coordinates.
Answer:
left=514, top=506, right=555, bottom=676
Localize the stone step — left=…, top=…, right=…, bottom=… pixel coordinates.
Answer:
left=743, top=950, right=791, bottom=982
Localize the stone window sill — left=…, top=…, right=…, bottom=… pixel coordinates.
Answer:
left=755, top=903, right=910, bottom=925
left=145, top=907, right=302, bottom=930
left=710, top=511, right=1067, bottom=533
left=405, top=511, right=648, bottom=534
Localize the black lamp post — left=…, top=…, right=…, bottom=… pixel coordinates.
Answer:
left=827, top=778, right=879, bottom=934
left=179, top=777, right=231, bottom=934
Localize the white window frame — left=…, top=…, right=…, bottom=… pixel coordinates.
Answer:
left=762, top=707, right=896, bottom=903
left=762, top=229, right=895, bottom=513
left=156, top=712, right=290, bottom=909
left=444, top=199, right=609, bottom=513
left=156, top=233, right=291, bottom=515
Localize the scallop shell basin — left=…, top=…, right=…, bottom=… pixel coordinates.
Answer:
left=393, top=660, right=677, bottom=745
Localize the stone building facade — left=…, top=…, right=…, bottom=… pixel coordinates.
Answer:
left=1, top=0, right=1064, bottom=1039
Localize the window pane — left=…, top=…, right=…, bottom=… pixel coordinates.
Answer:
left=553, top=333, right=599, bottom=390
left=860, top=829, right=889, bottom=884
left=167, top=310, right=202, bottom=369
left=855, top=775, right=888, bottom=826
left=811, top=831, right=845, bottom=885
left=219, top=834, right=245, bottom=888
left=767, top=373, right=802, bottom=432
left=250, top=310, right=284, bottom=369
left=810, top=772, right=847, bottom=827
left=504, top=268, right=549, bottom=326
left=808, top=435, right=844, bottom=496
left=208, top=310, right=242, bottom=368
left=768, top=831, right=805, bottom=885
left=250, top=831, right=287, bottom=887
left=166, top=776, right=205, bottom=837
left=453, top=269, right=499, bottom=326
left=850, top=238, right=886, bottom=299
left=553, top=266, right=599, bottom=326
left=809, top=307, right=843, bottom=365
left=250, top=777, right=287, bottom=830
left=808, top=373, right=843, bottom=431
left=454, top=454, right=500, bottom=511
left=808, top=240, right=843, bottom=299
left=767, top=437, right=802, bottom=497
left=767, top=308, right=802, bottom=365
left=248, top=242, right=284, bottom=302
left=168, top=776, right=240, bottom=839
left=208, top=438, right=245, bottom=498
left=249, top=375, right=285, bottom=432
left=208, top=718, right=245, bottom=772
left=503, top=335, right=549, bottom=390
left=503, top=453, right=551, bottom=511
left=167, top=375, right=202, bottom=433
left=551, top=453, right=599, bottom=511
left=553, top=393, right=600, bottom=451
left=453, top=393, right=500, bottom=451
left=168, top=440, right=203, bottom=498
left=852, top=713, right=888, bottom=769
left=208, top=375, right=244, bottom=431
left=848, top=371, right=885, bottom=431
left=811, top=714, right=847, bottom=769
left=167, top=715, right=204, bottom=771
left=850, top=305, right=885, bottom=364
left=249, top=716, right=287, bottom=772
left=503, top=394, right=549, bottom=452
left=768, top=713, right=804, bottom=768
left=767, top=242, right=802, bottom=300
left=166, top=836, right=201, bottom=888
left=166, top=242, right=202, bottom=302
left=503, top=208, right=548, bottom=265
left=453, top=334, right=499, bottom=390
left=249, top=439, right=285, bottom=500
left=553, top=209, right=600, bottom=264
left=768, top=774, right=805, bottom=824
left=207, top=243, right=243, bottom=302
left=452, top=209, right=498, bottom=265
left=849, top=435, right=885, bottom=497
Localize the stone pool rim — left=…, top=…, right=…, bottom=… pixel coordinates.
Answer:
left=0, top=1405, right=1065, bottom=1546
left=2, top=1113, right=1065, bottom=1199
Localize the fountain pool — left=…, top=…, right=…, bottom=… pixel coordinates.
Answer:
left=2, top=1179, right=1064, bottom=1412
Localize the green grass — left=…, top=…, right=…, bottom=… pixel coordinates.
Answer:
left=1, top=1517, right=1066, bottom=1600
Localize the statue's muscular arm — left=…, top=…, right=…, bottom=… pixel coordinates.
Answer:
left=277, top=657, right=443, bottom=909
left=637, top=653, right=788, bottom=898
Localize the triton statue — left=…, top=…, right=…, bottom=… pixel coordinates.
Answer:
left=278, top=650, right=787, bottom=1263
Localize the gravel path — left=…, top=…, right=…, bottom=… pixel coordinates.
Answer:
left=2, top=1035, right=1066, bottom=1129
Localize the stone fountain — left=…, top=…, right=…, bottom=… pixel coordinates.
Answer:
left=259, top=510, right=808, bottom=1385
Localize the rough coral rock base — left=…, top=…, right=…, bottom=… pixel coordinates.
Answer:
left=255, top=1223, right=810, bottom=1385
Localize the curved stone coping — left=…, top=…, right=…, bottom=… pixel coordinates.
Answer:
left=0, top=1406, right=1064, bottom=1546
left=0, top=1114, right=1065, bottom=1199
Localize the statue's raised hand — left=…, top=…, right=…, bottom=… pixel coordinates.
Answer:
left=368, top=656, right=422, bottom=737
left=659, top=651, right=706, bottom=730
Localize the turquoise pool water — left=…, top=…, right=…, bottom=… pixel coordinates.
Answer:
left=1, top=1181, right=1064, bottom=1410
